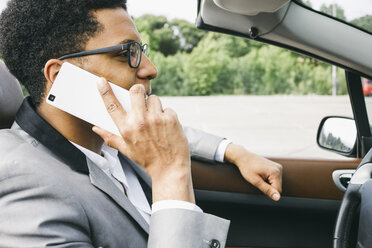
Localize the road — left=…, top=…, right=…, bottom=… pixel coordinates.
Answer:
left=160, top=95, right=357, bottom=160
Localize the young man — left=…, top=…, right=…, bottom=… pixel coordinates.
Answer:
left=0, top=0, right=282, bottom=247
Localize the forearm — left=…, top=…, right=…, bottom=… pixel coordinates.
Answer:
left=225, top=143, right=256, bottom=165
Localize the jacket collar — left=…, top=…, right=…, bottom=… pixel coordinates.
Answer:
left=15, top=97, right=89, bottom=174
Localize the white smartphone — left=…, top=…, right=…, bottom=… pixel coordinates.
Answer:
left=46, top=62, right=131, bottom=136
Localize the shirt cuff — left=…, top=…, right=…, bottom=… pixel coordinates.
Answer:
left=214, top=139, right=232, bottom=162
left=152, top=200, right=203, bottom=214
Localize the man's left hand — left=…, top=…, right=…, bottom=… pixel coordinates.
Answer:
left=224, top=143, right=283, bottom=201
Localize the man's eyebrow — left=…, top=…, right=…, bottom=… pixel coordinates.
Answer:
left=115, top=39, right=141, bottom=45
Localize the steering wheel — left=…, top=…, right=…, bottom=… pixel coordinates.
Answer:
left=334, top=148, right=372, bottom=248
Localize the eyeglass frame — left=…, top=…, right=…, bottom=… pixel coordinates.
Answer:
left=57, top=41, right=148, bottom=69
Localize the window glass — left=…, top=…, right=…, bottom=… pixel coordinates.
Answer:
left=161, top=69, right=353, bottom=160
left=134, top=15, right=354, bottom=160
left=362, top=78, right=372, bottom=125
left=298, top=0, right=372, bottom=33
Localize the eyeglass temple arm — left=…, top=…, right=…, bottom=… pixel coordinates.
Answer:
left=41, top=43, right=131, bottom=73
left=58, top=44, right=127, bottom=60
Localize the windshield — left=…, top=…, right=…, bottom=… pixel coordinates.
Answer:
left=298, top=0, right=372, bottom=33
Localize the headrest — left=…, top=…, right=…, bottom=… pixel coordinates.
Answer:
left=0, top=61, right=24, bottom=129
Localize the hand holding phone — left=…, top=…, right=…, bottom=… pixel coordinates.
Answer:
left=93, top=79, right=194, bottom=203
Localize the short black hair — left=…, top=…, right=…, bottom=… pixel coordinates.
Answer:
left=0, top=0, right=127, bottom=106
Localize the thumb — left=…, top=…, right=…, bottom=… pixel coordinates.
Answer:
left=253, top=177, right=281, bottom=201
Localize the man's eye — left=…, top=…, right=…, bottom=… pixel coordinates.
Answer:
left=118, top=51, right=129, bottom=58
left=130, top=49, right=137, bottom=57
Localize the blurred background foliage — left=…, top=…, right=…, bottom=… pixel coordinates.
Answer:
left=3, top=3, right=369, bottom=97
left=133, top=6, right=358, bottom=96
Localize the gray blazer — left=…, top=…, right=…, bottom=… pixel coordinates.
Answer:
left=0, top=99, right=230, bottom=248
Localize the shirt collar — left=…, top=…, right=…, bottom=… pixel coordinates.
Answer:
left=71, top=141, right=130, bottom=189
left=15, top=97, right=89, bottom=174
left=14, top=97, right=150, bottom=195
left=70, top=141, right=108, bottom=170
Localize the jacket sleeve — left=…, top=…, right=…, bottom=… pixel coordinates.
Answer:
left=0, top=163, right=93, bottom=248
left=183, top=126, right=225, bottom=163
left=148, top=208, right=230, bottom=248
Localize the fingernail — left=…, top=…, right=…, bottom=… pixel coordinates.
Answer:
left=97, top=78, right=107, bottom=93
left=272, top=193, right=280, bottom=201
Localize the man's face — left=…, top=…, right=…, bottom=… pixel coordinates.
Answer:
left=74, top=8, right=157, bottom=95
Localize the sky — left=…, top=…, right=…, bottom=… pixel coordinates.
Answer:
left=0, top=0, right=198, bottom=23
left=309, top=0, right=372, bottom=21
left=0, top=0, right=371, bottom=22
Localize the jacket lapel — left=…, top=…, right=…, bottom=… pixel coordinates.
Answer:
left=87, top=158, right=150, bottom=234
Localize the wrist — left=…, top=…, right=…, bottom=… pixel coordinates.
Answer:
left=225, top=144, right=259, bottom=169
left=145, top=157, right=190, bottom=179
left=225, top=143, right=245, bottom=164
left=152, top=166, right=195, bottom=203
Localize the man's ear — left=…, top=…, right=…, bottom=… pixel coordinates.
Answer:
left=43, top=59, right=63, bottom=85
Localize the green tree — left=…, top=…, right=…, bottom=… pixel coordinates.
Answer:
left=134, top=15, right=349, bottom=97
left=150, top=52, right=187, bottom=96
left=232, top=49, right=265, bottom=94
left=337, top=68, right=347, bottom=95
left=298, top=0, right=313, bottom=8
left=351, top=15, right=372, bottom=33
left=169, top=19, right=207, bottom=53
left=153, top=27, right=180, bottom=56
left=134, top=15, right=179, bottom=56
left=135, top=15, right=208, bottom=56
left=183, top=33, right=236, bottom=95
left=233, top=46, right=297, bottom=95
left=298, top=65, right=332, bottom=94
left=320, top=3, right=346, bottom=21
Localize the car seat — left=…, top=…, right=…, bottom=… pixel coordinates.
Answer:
left=0, top=60, right=24, bottom=129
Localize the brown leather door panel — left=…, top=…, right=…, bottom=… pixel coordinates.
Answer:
left=191, top=157, right=360, bottom=247
left=191, top=157, right=361, bottom=200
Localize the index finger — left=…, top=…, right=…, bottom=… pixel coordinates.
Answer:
left=268, top=174, right=282, bottom=193
left=129, top=84, right=147, bottom=115
left=97, top=77, right=127, bottom=127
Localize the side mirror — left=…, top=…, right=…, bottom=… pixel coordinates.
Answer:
left=317, top=116, right=357, bottom=157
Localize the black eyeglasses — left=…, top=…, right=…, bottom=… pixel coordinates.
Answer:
left=58, top=41, right=148, bottom=68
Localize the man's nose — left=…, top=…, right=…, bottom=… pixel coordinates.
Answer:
left=137, top=54, right=158, bottom=80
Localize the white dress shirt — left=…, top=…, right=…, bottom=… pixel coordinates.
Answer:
left=215, top=139, right=232, bottom=162
left=71, top=139, right=230, bottom=224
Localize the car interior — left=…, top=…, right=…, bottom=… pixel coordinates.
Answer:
left=193, top=0, right=372, bottom=248
left=0, top=60, right=23, bottom=129
left=1, top=59, right=359, bottom=248
left=1, top=0, right=372, bottom=247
